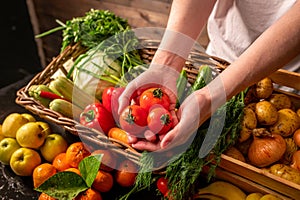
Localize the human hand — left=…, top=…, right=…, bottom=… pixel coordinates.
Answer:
left=130, top=88, right=212, bottom=152
left=118, top=63, right=180, bottom=144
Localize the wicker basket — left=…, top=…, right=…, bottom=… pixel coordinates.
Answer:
left=15, top=38, right=226, bottom=167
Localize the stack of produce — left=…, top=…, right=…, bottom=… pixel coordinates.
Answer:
left=224, top=77, right=300, bottom=185
left=17, top=8, right=300, bottom=200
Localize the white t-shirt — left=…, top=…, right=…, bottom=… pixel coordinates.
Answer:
left=206, top=0, right=300, bottom=72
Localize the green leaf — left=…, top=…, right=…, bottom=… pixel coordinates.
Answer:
left=35, top=171, right=88, bottom=200
left=79, top=154, right=103, bottom=187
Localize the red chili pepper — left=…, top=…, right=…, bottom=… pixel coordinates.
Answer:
left=39, top=90, right=64, bottom=100
left=79, top=103, right=115, bottom=135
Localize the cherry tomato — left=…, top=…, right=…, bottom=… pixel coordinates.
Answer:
left=139, top=88, right=170, bottom=112
left=119, top=105, right=148, bottom=135
left=147, top=106, right=173, bottom=135
left=156, top=177, right=169, bottom=196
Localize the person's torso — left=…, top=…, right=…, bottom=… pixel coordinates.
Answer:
left=206, top=0, right=299, bottom=71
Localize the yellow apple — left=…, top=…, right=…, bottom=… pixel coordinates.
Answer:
left=2, top=113, right=29, bottom=138
left=21, top=113, right=36, bottom=122
left=0, top=138, right=21, bottom=165
left=10, top=147, right=41, bottom=176
left=35, top=121, right=51, bottom=136
left=40, top=133, right=68, bottom=162
left=16, top=122, right=47, bottom=149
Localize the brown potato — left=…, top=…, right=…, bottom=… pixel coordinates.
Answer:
left=268, top=164, right=300, bottom=185
left=224, top=146, right=246, bottom=162
left=242, top=108, right=257, bottom=129
left=255, top=101, right=278, bottom=126
left=268, top=93, right=292, bottom=110
left=297, top=108, right=300, bottom=118
left=269, top=108, right=300, bottom=137
left=238, top=125, right=253, bottom=143
left=253, top=77, right=273, bottom=99
left=245, top=102, right=257, bottom=111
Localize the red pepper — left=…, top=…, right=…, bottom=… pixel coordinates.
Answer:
left=102, top=87, right=125, bottom=122
left=79, top=103, right=116, bottom=135
left=39, top=90, right=64, bottom=100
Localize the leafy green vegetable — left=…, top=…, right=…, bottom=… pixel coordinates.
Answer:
left=35, top=9, right=130, bottom=52
left=70, top=29, right=146, bottom=87
left=35, top=154, right=103, bottom=199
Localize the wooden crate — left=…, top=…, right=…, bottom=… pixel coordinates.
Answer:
left=218, top=69, right=300, bottom=199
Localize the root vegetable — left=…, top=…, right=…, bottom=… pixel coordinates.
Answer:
left=293, top=129, right=300, bottom=147
left=270, top=108, right=300, bottom=137
left=224, top=146, right=246, bottom=162
left=248, top=128, right=286, bottom=168
left=268, top=163, right=300, bottom=185
left=255, top=101, right=278, bottom=126
left=268, top=93, right=292, bottom=110
left=242, top=108, right=257, bottom=129
left=291, top=150, right=300, bottom=171
left=253, top=77, right=273, bottom=99
left=238, top=126, right=253, bottom=143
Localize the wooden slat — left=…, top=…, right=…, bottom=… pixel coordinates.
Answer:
left=270, top=69, right=300, bottom=91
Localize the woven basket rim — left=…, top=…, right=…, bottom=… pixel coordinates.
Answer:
left=15, top=38, right=227, bottom=169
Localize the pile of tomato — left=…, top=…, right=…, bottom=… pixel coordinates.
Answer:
left=79, top=86, right=174, bottom=146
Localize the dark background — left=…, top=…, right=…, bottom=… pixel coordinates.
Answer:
left=1, top=0, right=42, bottom=88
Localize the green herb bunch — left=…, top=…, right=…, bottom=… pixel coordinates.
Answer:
left=36, top=9, right=130, bottom=52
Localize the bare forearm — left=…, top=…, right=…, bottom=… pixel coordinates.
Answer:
left=152, top=0, right=216, bottom=72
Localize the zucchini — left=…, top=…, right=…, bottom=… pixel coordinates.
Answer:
left=49, top=76, right=100, bottom=109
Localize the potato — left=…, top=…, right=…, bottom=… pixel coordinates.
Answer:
left=242, top=108, right=257, bottom=129
left=238, top=126, right=253, bottom=143
left=268, top=93, right=292, bottom=110
left=297, top=108, right=300, bottom=118
left=253, top=77, right=273, bottom=99
left=268, top=163, right=300, bottom=185
left=255, top=101, right=278, bottom=126
left=245, top=102, right=256, bottom=111
left=224, top=146, right=245, bottom=162
left=269, top=108, right=300, bottom=137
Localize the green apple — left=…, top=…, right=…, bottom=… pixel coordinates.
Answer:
left=16, top=122, right=47, bottom=149
left=10, top=147, right=41, bottom=176
left=40, top=133, right=68, bottom=162
left=2, top=113, right=29, bottom=138
left=0, top=138, right=21, bottom=165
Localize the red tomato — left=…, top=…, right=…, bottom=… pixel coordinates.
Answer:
left=139, top=88, right=170, bottom=112
left=119, top=105, right=148, bottom=135
left=147, top=106, right=173, bottom=135
left=156, top=177, right=169, bottom=196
